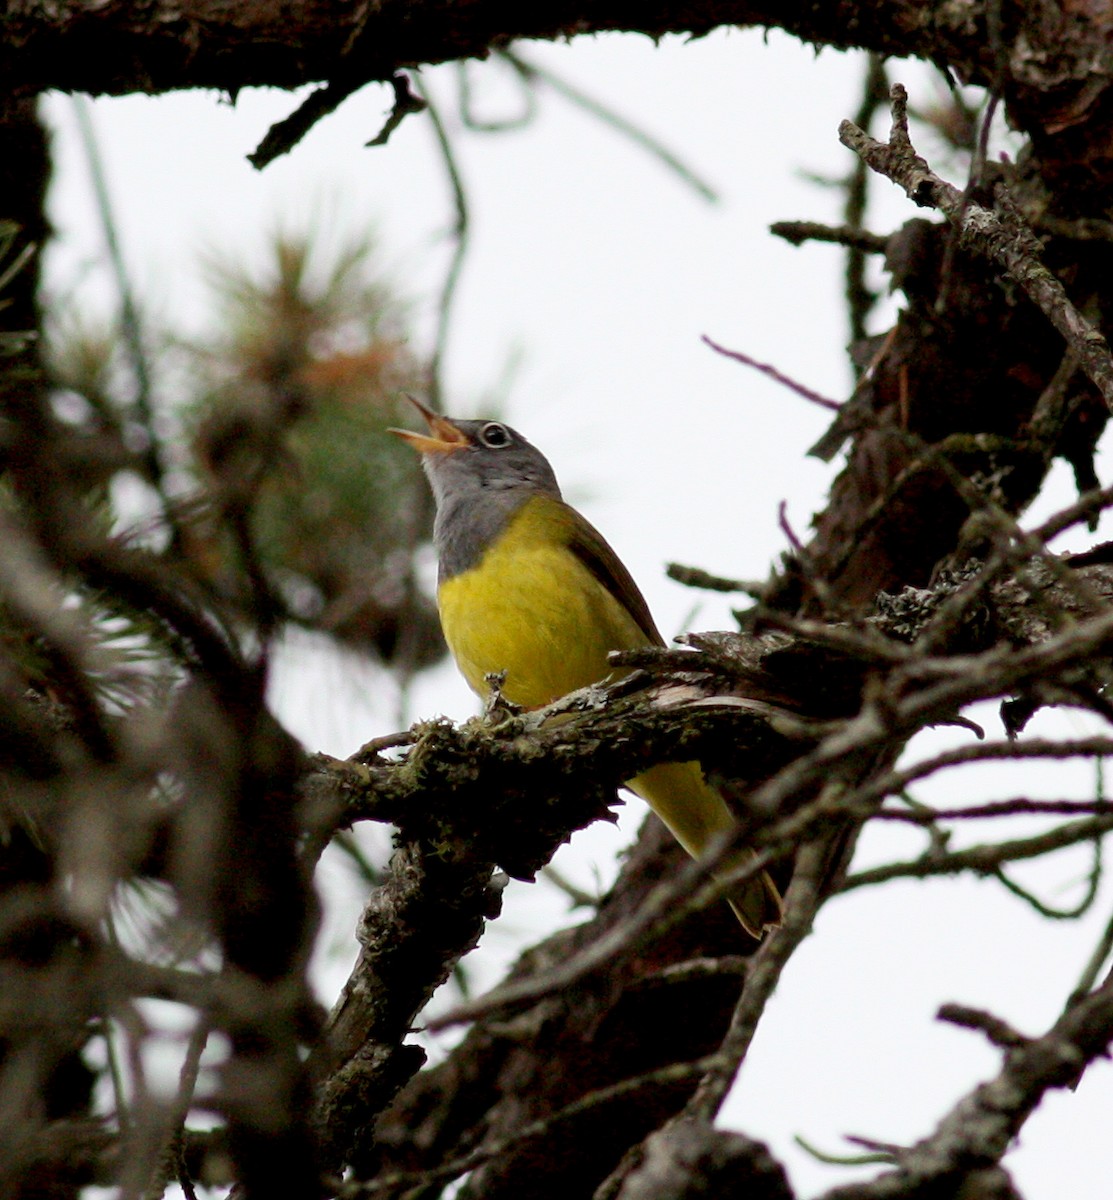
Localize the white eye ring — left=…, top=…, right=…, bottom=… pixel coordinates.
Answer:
left=479, top=422, right=512, bottom=448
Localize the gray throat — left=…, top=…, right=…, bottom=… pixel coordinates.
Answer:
left=434, top=488, right=532, bottom=582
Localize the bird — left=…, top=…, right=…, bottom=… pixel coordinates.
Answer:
left=390, top=397, right=782, bottom=937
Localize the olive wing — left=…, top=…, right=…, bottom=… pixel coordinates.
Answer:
left=558, top=501, right=664, bottom=648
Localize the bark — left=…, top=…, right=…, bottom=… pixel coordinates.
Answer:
left=0, top=96, right=99, bottom=1200
left=1, top=2, right=1110, bottom=190
left=2, top=2, right=997, bottom=97
left=320, top=558, right=1113, bottom=1197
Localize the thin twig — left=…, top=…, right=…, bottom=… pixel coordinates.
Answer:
left=817, top=977, right=1113, bottom=1199
left=665, top=562, right=763, bottom=595
left=844, top=53, right=890, bottom=348
left=1069, top=905, right=1113, bottom=1002
left=860, top=737, right=1113, bottom=810
left=424, top=830, right=781, bottom=1032
left=501, top=49, right=719, bottom=203
left=937, top=1003, right=1029, bottom=1049
left=838, top=84, right=1113, bottom=409
left=139, top=1018, right=211, bottom=1200
left=796, top=1135, right=894, bottom=1167
left=769, top=221, right=889, bottom=254
left=365, top=72, right=427, bottom=146
left=417, top=78, right=468, bottom=410
left=456, top=58, right=537, bottom=132
left=594, top=839, right=829, bottom=1200
left=347, top=1053, right=720, bottom=1197
left=702, top=334, right=841, bottom=412
left=72, top=96, right=182, bottom=546
left=689, top=839, right=828, bottom=1120
left=876, top=797, right=1113, bottom=823
left=842, top=815, right=1113, bottom=891
left=992, top=843, right=1101, bottom=921
left=249, top=76, right=365, bottom=169
left=934, top=88, right=998, bottom=315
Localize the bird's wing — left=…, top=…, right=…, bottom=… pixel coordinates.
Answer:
left=559, top=501, right=665, bottom=647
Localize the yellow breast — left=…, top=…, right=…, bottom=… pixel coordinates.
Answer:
left=437, top=491, right=780, bottom=933
left=437, top=495, right=651, bottom=708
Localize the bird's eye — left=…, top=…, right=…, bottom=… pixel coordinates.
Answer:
left=478, top=422, right=512, bottom=449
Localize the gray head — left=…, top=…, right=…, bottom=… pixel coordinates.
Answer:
left=390, top=398, right=562, bottom=577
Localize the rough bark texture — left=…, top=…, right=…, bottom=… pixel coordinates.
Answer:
left=3, top=3, right=998, bottom=96
left=1, top=0, right=1110, bottom=168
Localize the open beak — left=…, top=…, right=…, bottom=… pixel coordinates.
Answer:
left=388, top=395, right=469, bottom=454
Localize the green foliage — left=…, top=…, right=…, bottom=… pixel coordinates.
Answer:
left=41, top=224, right=446, bottom=673
left=182, top=229, right=444, bottom=666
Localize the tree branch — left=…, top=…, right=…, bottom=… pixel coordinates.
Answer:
left=817, top=979, right=1113, bottom=1199
left=838, top=84, right=1113, bottom=410
left=5, top=0, right=1107, bottom=143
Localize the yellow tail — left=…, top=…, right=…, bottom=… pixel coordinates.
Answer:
left=627, top=760, right=783, bottom=938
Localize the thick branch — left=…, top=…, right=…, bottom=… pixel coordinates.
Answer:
left=302, top=561, right=1113, bottom=937
left=0, top=1, right=1076, bottom=107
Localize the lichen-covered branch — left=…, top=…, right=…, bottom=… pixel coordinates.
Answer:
left=838, top=84, right=1113, bottom=410
left=317, top=555, right=1113, bottom=1194
left=4, top=1, right=1111, bottom=173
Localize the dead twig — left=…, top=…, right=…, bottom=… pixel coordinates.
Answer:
left=838, top=84, right=1113, bottom=410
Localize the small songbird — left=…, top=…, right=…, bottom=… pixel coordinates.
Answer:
left=391, top=398, right=782, bottom=936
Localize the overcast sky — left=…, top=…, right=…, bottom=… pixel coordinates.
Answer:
left=42, top=28, right=1113, bottom=1199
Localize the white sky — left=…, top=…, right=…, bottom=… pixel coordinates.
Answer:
left=42, top=27, right=1113, bottom=1200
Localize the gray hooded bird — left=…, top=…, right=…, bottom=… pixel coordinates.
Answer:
left=392, top=398, right=782, bottom=936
